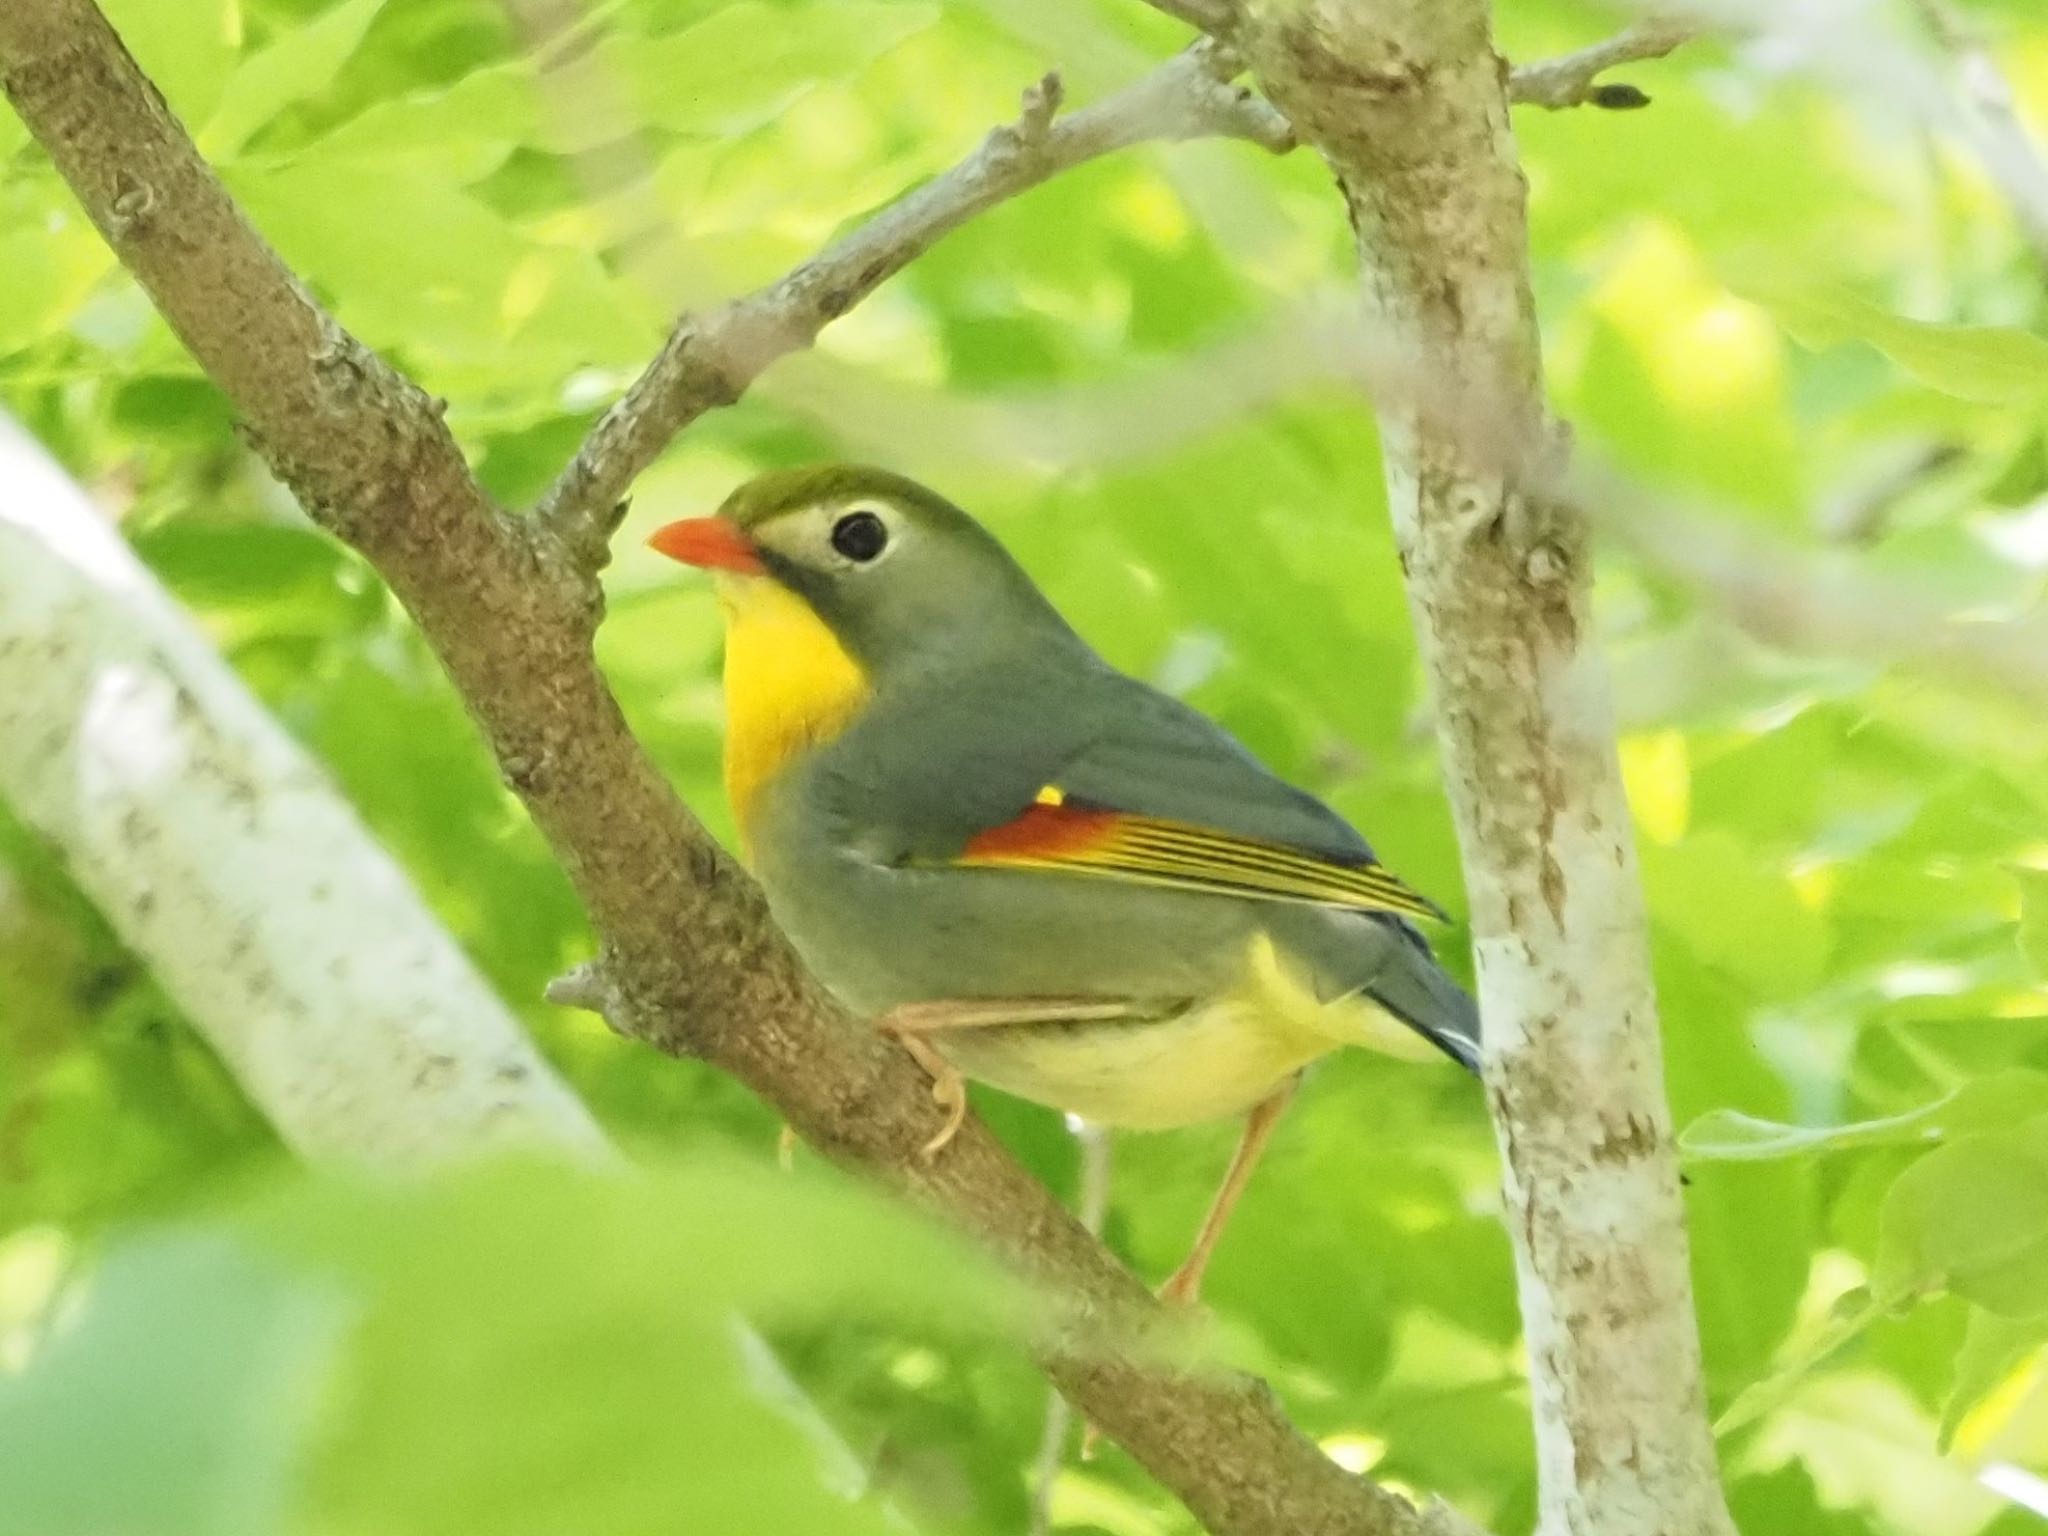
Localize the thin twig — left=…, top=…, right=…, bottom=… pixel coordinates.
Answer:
left=1906, top=0, right=2048, bottom=264
left=1576, top=462, right=2048, bottom=713
left=534, top=38, right=1293, bottom=568
left=1508, top=19, right=1694, bottom=110
left=1028, top=1121, right=1114, bottom=1536
left=544, top=959, right=615, bottom=1013
left=1680, top=0, right=2048, bottom=267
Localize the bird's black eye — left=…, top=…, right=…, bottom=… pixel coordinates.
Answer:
left=830, top=509, right=888, bottom=563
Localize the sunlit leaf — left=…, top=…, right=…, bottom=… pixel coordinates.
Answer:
left=271, top=1156, right=986, bottom=1536
left=2, top=1156, right=1026, bottom=1536
left=1642, top=832, right=1826, bottom=1000
left=1938, top=1306, right=2048, bottom=1452
left=2019, top=868, right=2048, bottom=980
left=99, top=0, right=240, bottom=128
left=224, top=159, right=653, bottom=381
left=0, top=1233, right=348, bottom=1536
left=614, top=2, right=940, bottom=137
left=1874, top=1115, right=2048, bottom=1315
left=0, top=222, right=116, bottom=354
left=1737, top=280, right=2048, bottom=405
left=202, top=0, right=391, bottom=159
left=1682, top=1071, right=2048, bottom=1163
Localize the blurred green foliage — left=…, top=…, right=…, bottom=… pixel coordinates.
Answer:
left=3, top=1, right=2048, bottom=1533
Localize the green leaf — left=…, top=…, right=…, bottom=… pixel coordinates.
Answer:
left=253, top=1153, right=1024, bottom=1329
left=615, top=2, right=940, bottom=137
left=0, top=221, right=116, bottom=354
left=1642, top=832, right=1826, bottom=999
left=0, top=1232, right=349, bottom=1536
left=1682, top=1070, right=2048, bottom=1163
left=1938, top=1306, right=2048, bottom=1451
left=201, top=0, right=390, bottom=159
left=99, top=0, right=240, bottom=127
left=2019, top=868, right=2048, bottom=979
left=0, top=94, right=25, bottom=163
left=1874, top=1114, right=2048, bottom=1315
left=292, top=63, right=542, bottom=172
left=276, top=1155, right=1015, bottom=1536
left=1735, top=280, right=2048, bottom=405
left=224, top=158, right=654, bottom=380
left=1684, top=1105, right=1941, bottom=1163
left=6, top=1155, right=1025, bottom=1536
left=1728, top=1463, right=1875, bottom=1536
left=1713, top=1285, right=1890, bottom=1438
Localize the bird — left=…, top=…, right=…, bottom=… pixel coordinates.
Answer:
left=648, top=464, right=1480, bottom=1304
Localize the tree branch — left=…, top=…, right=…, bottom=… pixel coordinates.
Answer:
left=1687, top=0, right=2048, bottom=266
left=1575, top=460, right=2048, bottom=714
left=0, top=412, right=610, bottom=1170
left=534, top=37, right=1294, bottom=567
left=1237, top=5, right=1736, bottom=1535
left=0, top=5, right=1461, bottom=1534
left=1508, top=19, right=1694, bottom=111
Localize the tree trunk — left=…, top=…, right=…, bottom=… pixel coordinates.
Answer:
left=1239, top=5, right=1737, bottom=1534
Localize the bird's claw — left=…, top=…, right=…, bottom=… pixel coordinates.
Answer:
left=880, top=1014, right=969, bottom=1162
left=919, top=1069, right=968, bottom=1161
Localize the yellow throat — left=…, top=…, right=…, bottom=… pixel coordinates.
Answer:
left=717, top=575, right=870, bottom=848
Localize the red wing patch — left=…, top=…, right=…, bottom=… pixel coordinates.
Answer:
left=952, top=796, right=1446, bottom=922
left=960, top=802, right=1123, bottom=860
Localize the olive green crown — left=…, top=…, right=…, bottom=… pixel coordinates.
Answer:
left=717, top=463, right=967, bottom=531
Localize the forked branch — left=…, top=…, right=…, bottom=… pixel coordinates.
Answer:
left=1508, top=19, right=1695, bottom=111
left=536, top=38, right=1293, bottom=568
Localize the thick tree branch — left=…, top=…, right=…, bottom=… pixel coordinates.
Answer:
left=535, top=37, right=1294, bottom=566
left=1508, top=19, right=1694, bottom=111
left=1237, top=5, right=1735, bottom=1536
left=0, top=5, right=1466, bottom=1534
left=0, top=412, right=610, bottom=1169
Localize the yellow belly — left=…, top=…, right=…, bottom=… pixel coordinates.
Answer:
left=932, top=933, right=1437, bottom=1130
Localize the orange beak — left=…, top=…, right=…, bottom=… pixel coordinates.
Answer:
left=647, top=517, right=765, bottom=576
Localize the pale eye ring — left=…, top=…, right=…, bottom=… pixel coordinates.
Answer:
left=830, top=509, right=888, bottom=563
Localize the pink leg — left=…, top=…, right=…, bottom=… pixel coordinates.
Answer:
left=1158, top=1075, right=1302, bottom=1306
left=1081, top=1084, right=1300, bottom=1462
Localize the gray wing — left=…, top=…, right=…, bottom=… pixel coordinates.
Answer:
left=808, top=651, right=1480, bottom=1071
left=823, top=650, right=1386, bottom=865
left=1047, top=674, right=1385, bottom=863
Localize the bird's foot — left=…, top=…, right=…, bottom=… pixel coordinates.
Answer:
left=917, top=1066, right=969, bottom=1161
left=878, top=1014, right=969, bottom=1162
